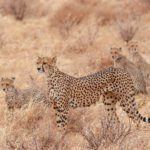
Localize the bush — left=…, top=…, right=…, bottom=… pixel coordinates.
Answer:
left=3, top=0, right=26, bottom=20
left=118, top=19, right=139, bottom=43
left=49, top=1, right=90, bottom=37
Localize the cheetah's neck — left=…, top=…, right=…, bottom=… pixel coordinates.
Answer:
left=6, top=88, right=19, bottom=96
left=46, top=66, right=68, bottom=78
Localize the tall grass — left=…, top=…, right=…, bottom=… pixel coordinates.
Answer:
left=118, top=18, right=139, bottom=43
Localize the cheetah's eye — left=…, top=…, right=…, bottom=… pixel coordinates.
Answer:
left=43, top=62, right=47, bottom=65
left=6, top=84, right=9, bottom=86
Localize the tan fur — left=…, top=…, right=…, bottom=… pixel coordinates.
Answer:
left=127, top=41, right=150, bottom=80
left=110, top=47, right=147, bottom=95
left=0, top=77, right=50, bottom=110
left=36, top=56, right=150, bottom=130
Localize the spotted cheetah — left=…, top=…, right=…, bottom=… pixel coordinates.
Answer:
left=0, top=77, right=50, bottom=111
left=127, top=41, right=150, bottom=80
left=36, top=56, right=150, bottom=130
left=110, top=47, right=147, bottom=95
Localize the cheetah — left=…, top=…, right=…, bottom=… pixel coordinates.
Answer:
left=110, top=47, right=147, bottom=95
left=0, top=77, right=50, bottom=111
left=127, top=41, right=150, bottom=80
left=36, top=56, right=150, bottom=130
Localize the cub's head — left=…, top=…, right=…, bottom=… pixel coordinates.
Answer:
left=0, top=77, right=15, bottom=92
left=110, top=47, right=122, bottom=61
left=127, top=41, right=138, bottom=55
left=36, top=56, right=57, bottom=74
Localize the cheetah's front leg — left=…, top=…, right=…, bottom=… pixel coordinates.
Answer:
left=53, top=98, right=69, bottom=131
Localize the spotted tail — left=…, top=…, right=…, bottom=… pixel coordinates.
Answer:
left=120, top=95, right=150, bottom=123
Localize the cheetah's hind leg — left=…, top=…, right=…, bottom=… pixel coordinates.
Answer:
left=103, top=92, right=120, bottom=127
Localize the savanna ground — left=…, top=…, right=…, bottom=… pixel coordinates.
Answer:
left=0, top=0, right=150, bottom=149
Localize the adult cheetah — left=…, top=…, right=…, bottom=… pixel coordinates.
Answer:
left=36, top=56, right=150, bottom=130
left=0, top=77, right=50, bottom=110
left=110, top=47, right=147, bottom=95
left=127, top=41, right=150, bottom=80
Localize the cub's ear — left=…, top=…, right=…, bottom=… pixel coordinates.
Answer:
left=1, top=77, right=4, bottom=81
left=118, top=47, right=122, bottom=51
left=52, top=56, right=57, bottom=64
left=38, top=56, right=42, bottom=60
left=11, top=77, right=16, bottom=81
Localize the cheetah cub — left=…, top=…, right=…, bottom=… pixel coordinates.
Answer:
left=127, top=41, right=150, bottom=80
left=0, top=77, right=50, bottom=111
left=110, top=47, right=147, bottom=95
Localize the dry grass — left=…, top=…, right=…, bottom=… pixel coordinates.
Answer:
left=4, top=103, right=57, bottom=150
left=2, top=0, right=26, bottom=20
left=49, top=1, right=90, bottom=38
left=1, top=0, right=50, bottom=20
left=95, top=4, right=117, bottom=26
left=118, top=18, right=139, bottom=43
left=63, top=20, right=100, bottom=55
left=0, top=0, right=150, bottom=149
left=68, top=116, right=132, bottom=150
left=3, top=101, right=149, bottom=150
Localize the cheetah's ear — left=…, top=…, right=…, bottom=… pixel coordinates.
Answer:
left=118, top=47, right=122, bottom=51
left=38, top=56, right=42, bottom=60
left=1, top=77, right=4, bottom=81
left=52, top=56, right=57, bottom=64
left=11, top=77, right=15, bottom=81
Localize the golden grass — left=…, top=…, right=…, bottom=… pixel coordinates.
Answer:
left=0, top=0, right=150, bottom=149
left=117, top=18, right=139, bottom=43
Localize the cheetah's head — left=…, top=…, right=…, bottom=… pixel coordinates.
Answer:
left=127, top=41, right=138, bottom=55
left=110, top=47, right=122, bottom=61
left=0, top=77, right=15, bottom=92
left=36, top=56, right=57, bottom=74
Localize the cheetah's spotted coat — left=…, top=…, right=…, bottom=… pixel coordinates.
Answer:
left=0, top=77, right=50, bottom=110
left=36, top=56, right=150, bottom=130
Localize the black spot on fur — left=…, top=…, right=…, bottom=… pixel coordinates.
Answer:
left=143, top=117, right=146, bottom=122
left=57, top=120, right=61, bottom=123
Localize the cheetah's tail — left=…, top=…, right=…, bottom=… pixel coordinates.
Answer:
left=132, top=99, right=150, bottom=123
left=132, top=102, right=150, bottom=123
left=122, top=96, right=150, bottom=123
left=140, top=114, right=150, bottom=123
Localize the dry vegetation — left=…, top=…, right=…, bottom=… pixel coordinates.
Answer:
left=0, top=0, right=150, bottom=149
left=118, top=18, right=139, bottom=43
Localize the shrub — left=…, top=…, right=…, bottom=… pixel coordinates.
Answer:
left=49, top=1, right=90, bottom=37
left=95, top=5, right=117, bottom=26
left=65, top=111, right=132, bottom=150
left=63, top=20, right=100, bottom=55
left=118, top=19, right=139, bottom=43
left=3, top=0, right=26, bottom=20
